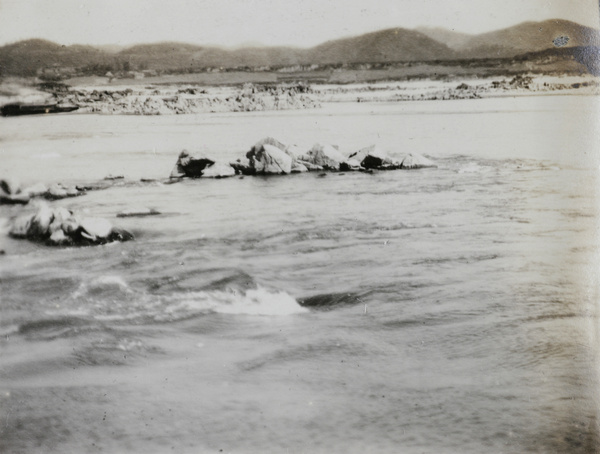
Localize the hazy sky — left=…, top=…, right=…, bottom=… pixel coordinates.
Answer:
left=1, top=0, right=599, bottom=48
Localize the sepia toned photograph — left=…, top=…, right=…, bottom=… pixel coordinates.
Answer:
left=1, top=1, right=599, bottom=452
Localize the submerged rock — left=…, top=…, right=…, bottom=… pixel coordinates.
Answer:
left=45, top=183, right=84, bottom=200
left=1, top=179, right=85, bottom=203
left=9, top=204, right=134, bottom=246
left=117, top=207, right=161, bottom=218
left=400, top=153, right=437, bottom=169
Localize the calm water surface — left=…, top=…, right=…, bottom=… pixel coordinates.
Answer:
left=1, top=96, right=599, bottom=453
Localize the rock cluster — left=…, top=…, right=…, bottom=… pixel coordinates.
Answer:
left=9, top=204, right=134, bottom=246
left=171, top=137, right=437, bottom=179
left=0, top=178, right=85, bottom=205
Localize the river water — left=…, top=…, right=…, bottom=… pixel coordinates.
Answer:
left=1, top=95, right=599, bottom=453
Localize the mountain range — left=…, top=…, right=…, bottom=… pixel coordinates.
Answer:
left=1, top=19, right=598, bottom=77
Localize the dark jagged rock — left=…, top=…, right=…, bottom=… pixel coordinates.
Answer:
left=0, top=177, right=30, bottom=204
left=9, top=205, right=134, bottom=246
left=348, top=145, right=399, bottom=169
left=230, top=159, right=256, bottom=176
left=170, top=150, right=215, bottom=178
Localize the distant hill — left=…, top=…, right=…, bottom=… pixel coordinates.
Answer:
left=0, top=39, right=112, bottom=76
left=1, top=19, right=599, bottom=77
left=306, top=28, right=455, bottom=64
left=420, top=19, right=600, bottom=58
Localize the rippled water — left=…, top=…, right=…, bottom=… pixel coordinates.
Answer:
left=1, top=95, right=599, bottom=453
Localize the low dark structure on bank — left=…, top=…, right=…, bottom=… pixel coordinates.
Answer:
left=1, top=102, right=78, bottom=117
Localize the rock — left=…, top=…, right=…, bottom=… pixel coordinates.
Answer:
left=230, top=159, right=255, bottom=176
left=61, top=218, right=81, bottom=235
left=0, top=193, right=30, bottom=205
left=284, top=144, right=306, bottom=160
left=201, top=162, right=236, bottom=178
left=349, top=145, right=398, bottom=169
left=249, top=137, right=286, bottom=154
left=0, top=177, right=28, bottom=204
left=9, top=215, right=32, bottom=238
left=49, top=229, right=71, bottom=245
left=400, top=153, right=437, bottom=169
left=52, top=207, right=73, bottom=223
left=170, top=150, right=215, bottom=178
left=0, top=177, right=21, bottom=196
left=46, top=185, right=68, bottom=199
left=104, top=174, right=124, bottom=180
left=22, top=182, right=48, bottom=197
left=340, top=158, right=362, bottom=171
left=29, top=204, right=54, bottom=238
left=79, top=217, right=113, bottom=240
left=249, top=144, right=292, bottom=174
left=45, top=183, right=84, bottom=200
left=302, top=144, right=346, bottom=170
left=117, top=208, right=161, bottom=218
left=8, top=205, right=133, bottom=246
left=296, top=160, right=323, bottom=171
left=291, top=162, right=309, bottom=173
left=108, top=228, right=135, bottom=242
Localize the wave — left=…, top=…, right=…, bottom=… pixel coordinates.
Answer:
left=160, top=287, right=308, bottom=318
left=62, top=274, right=308, bottom=324
left=72, top=275, right=133, bottom=299
left=17, top=316, right=96, bottom=340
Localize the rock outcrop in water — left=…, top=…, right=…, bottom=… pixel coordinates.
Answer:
left=170, top=150, right=215, bottom=178
left=169, top=137, right=437, bottom=179
left=9, top=204, right=134, bottom=246
left=170, top=150, right=237, bottom=179
left=0, top=178, right=85, bottom=205
left=246, top=139, right=293, bottom=175
left=348, top=145, right=401, bottom=170
left=299, top=144, right=347, bottom=171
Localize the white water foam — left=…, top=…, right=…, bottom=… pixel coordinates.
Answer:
left=163, top=287, right=308, bottom=317
left=72, top=275, right=133, bottom=299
